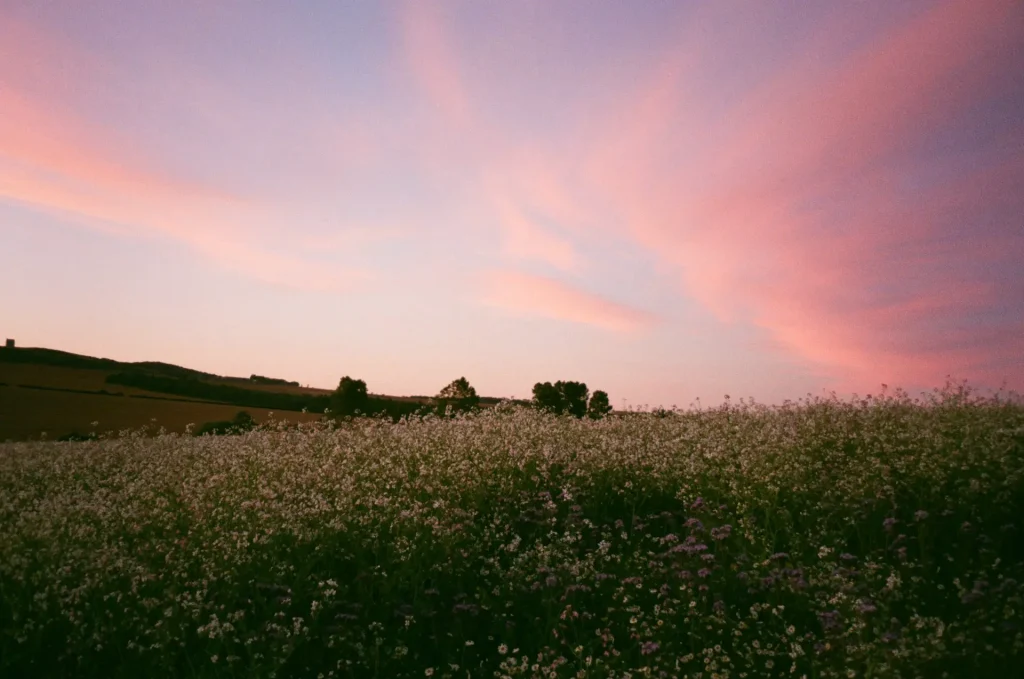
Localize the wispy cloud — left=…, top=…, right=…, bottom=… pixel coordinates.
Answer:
left=491, top=197, right=579, bottom=273
left=0, top=10, right=370, bottom=293
left=576, top=0, right=1024, bottom=390
left=399, top=0, right=471, bottom=128
left=481, top=270, right=659, bottom=333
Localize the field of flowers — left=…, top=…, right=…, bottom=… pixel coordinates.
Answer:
left=2, top=383, right=1023, bottom=678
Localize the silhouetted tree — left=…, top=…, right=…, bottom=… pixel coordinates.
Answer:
left=587, top=390, right=612, bottom=419
left=558, top=380, right=590, bottom=418
left=331, top=376, right=369, bottom=416
left=233, top=411, right=255, bottom=429
left=532, top=381, right=564, bottom=414
left=193, top=410, right=256, bottom=436
left=436, top=376, right=479, bottom=414
left=533, top=380, right=590, bottom=417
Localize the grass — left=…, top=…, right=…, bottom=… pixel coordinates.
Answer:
left=1, top=382, right=1022, bottom=678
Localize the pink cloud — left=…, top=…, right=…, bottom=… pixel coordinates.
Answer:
left=0, top=13, right=367, bottom=294
left=399, top=0, right=471, bottom=127
left=574, top=0, right=1024, bottom=391
left=481, top=270, right=659, bottom=333
left=398, top=3, right=595, bottom=273
left=495, top=200, right=580, bottom=272
left=392, top=0, right=1021, bottom=388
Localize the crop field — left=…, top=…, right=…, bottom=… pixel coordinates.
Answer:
left=0, top=362, right=331, bottom=398
left=0, top=364, right=145, bottom=394
left=2, top=384, right=1023, bottom=678
left=0, top=386, right=322, bottom=442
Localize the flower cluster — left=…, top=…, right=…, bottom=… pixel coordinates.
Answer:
left=1, top=381, right=1022, bottom=678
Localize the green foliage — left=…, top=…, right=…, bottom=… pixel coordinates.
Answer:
left=192, top=411, right=256, bottom=437
left=56, top=431, right=100, bottom=442
left=532, top=380, right=599, bottom=418
left=329, top=376, right=369, bottom=416
left=587, top=389, right=612, bottom=419
left=531, top=381, right=564, bottom=413
left=329, top=377, right=429, bottom=422
left=249, top=375, right=300, bottom=387
left=559, top=380, right=589, bottom=418
left=435, top=376, right=479, bottom=414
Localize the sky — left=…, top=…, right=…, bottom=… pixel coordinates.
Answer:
left=1, top=0, right=1022, bottom=408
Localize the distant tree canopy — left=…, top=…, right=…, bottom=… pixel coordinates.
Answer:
left=532, top=380, right=609, bottom=419
left=588, top=390, right=612, bottom=419
left=330, top=376, right=370, bottom=416
left=328, top=376, right=429, bottom=422
left=532, top=382, right=563, bottom=413
left=193, top=411, right=256, bottom=437
left=249, top=374, right=300, bottom=387
left=435, top=376, right=479, bottom=414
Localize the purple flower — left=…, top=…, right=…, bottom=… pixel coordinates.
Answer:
left=856, top=601, right=876, bottom=614
left=701, top=553, right=715, bottom=562
left=818, top=610, right=842, bottom=632
left=883, top=517, right=897, bottom=531
left=545, top=575, right=559, bottom=588
left=839, top=553, right=857, bottom=562
left=690, top=497, right=704, bottom=510
left=710, top=525, right=732, bottom=541
left=698, top=568, right=712, bottom=578
left=914, top=510, right=929, bottom=521
left=769, top=552, right=789, bottom=561
left=641, top=641, right=660, bottom=655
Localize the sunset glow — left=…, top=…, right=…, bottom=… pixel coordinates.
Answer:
left=2, top=0, right=1022, bottom=405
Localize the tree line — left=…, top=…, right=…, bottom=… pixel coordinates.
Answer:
left=330, top=376, right=612, bottom=420
left=531, top=381, right=612, bottom=419
left=109, top=371, right=615, bottom=437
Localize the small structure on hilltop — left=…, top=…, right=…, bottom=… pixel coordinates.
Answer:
left=4, top=339, right=13, bottom=348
